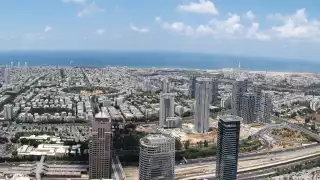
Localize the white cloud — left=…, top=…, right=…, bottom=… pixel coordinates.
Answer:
left=178, top=0, right=218, bottom=15
left=209, top=14, right=244, bottom=36
left=269, top=8, right=320, bottom=39
left=44, top=26, right=52, bottom=32
left=247, top=22, right=270, bottom=40
left=155, top=16, right=162, bottom=22
left=96, top=29, right=105, bottom=35
left=130, top=25, right=149, bottom=33
left=245, top=10, right=255, bottom=20
left=62, top=0, right=86, bottom=4
left=195, top=25, right=214, bottom=35
left=62, top=0, right=104, bottom=17
left=77, top=1, right=105, bottom=17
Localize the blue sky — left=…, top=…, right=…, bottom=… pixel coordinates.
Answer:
left=1, top=0, right=320, bottom=60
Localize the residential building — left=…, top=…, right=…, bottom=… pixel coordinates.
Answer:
left=139, top=134, right=175, bottom=180
left=216, top=115, right=241, bottom=180
left=161, top=78, right=170, bottom=93
left=195, top=78, right=212, bottom=133
left=89, top=112, right=112, bottom=179
left=257, top=92, right=273, bottom=123
left=231, top=78, right=248, bottom=116
left=159, top=93, right=175, bottom=128
left=253, top=82, right=262, bottom=120
left=189, top=76, right=197, bottom=99
left=241, top=92, right=256, bottom=124
left=4, top=104, right=13, bottom=120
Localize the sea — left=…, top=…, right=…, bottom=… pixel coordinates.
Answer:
left=0, top=51, right=319, bottom=73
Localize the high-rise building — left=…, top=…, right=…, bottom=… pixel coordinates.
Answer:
left=139, top=134, right=175, bottom=180
left=89, top=112, right=112, bottom=179
left=3, top=104, right=13, bottom=120
left=253, top=82, right=262, bottom=120
left=231, top=78, right=248, bottom=116
left=211, top=79, right=218, bottom=104
left=4, top=67, right=10, bottom=85
left=189, top=76, right=197, bottom=99
left=216, top=115, right=241, bottom=180
left=161, top=78, right=170, bottom=93
left=159, top=93, right=175, bottom=127
left=241, top=92, right=256, bottom=124
left=257, top=92, right=272, bottom=123
left=195, top=78, right=212, bottom=133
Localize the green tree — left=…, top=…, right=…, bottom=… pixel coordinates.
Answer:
left=12, top=150, right=18, bottom=156
left=184, top=140, right=190, bottom=150
left=175, top=139, right=182, bottom=150
left=204, top=140, right=209, bottom=147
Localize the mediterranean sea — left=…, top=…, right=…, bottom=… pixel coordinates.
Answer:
left=0, top=51, right=319, bottom=73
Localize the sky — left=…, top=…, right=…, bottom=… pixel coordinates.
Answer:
left=1, top=0, right=320, bottom=60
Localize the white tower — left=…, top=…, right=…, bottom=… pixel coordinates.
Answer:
left=161, top=78, right=170, bottom=93
left=195, top=78, right=212, bottom=133
left=159, top=93, right=175, bottom=127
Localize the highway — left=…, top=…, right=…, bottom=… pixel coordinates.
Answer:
left=175, top=143, right=320, bottom=180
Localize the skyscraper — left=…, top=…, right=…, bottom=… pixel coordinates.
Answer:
left=89, top=112, right=112, bottom=179
left=253, top=82, right=262, bottom=120
left=139, top=134, right=175, bottom=180
left=189, top=76, right=197, bottom=99
left=216, top=115, right=241, bottom=180
left=3, top=104, right=13, bottom=121
left=4, top=67, right=10, bottom=85
left=195, top=78, right=212, bottom=133
left=241, top=92, right=256, bottom=124
left=231, top=78, right=248, bottom=116
left=159, top=93, right=175, bottom=127
left=211, top=79, right=218, bottom=104
left=161, top=78, right=170, bottom=93
left=257, top=92, right=273, bottom=123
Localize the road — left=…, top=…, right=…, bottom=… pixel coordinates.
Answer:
left=174, top=143, right=320, bottom=179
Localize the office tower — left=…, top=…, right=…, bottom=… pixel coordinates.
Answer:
left=195, top=78, right=212, bottom=133
left=253, top=82, right=262, bottom=120
left=231, top=78, right=248, bottom=116
left=211, top=79, right=218, bottom=104
left=161, top=78, right=170, bottom=93
left=17, top=62, right=20, bottom=68
left=159, top=93, right=175, bottom=127
left=241, top=92, right=256, bottom=124
left=189, top=76, right=197, bottom=99
left=4, top=67, right=10, bottom=85
left=257, top=92, right=272, bottom=123
left=3, top=104, right=13, bottom=120
left=216, top=115, right=241, bottom=180
left=89, top=112, right=112, bottom=179
left=142, top=79, right=151, bottom=92
left=139, top=134, right=175, bottom=180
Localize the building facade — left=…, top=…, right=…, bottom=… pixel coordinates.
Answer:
left=211, top=79, right=219, bottom=104
left=4, top=104, right=13, bottom=120
left=195, top=78, right=212, bottom=133
left=241, top=92, right=256, bottom=124
left=159, top=93, right=175, bottom=128
left=139, top=134, right=175, bottom=180
left=89, top=113, right=112, bottom=179
left=161, top=78, right=170, bottom=93
left=257, top=92, right=273, bottom=123
left=216, top=115, right=241, bottom=180
left=253, top=82, right=262, bottom=120
left=189, top=76, right=197, bottom=99
left=231, top=78, right=248, bottom=116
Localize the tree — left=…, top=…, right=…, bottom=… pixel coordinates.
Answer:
left=198, top=141, right=203, bottom=148
left=175, top=139, right=182, bottom=150
left=204, top=140, right=209, bottom=147
left=184, top=140, right=190, bottom=150
left=12, top=150, right=18, bottom=157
